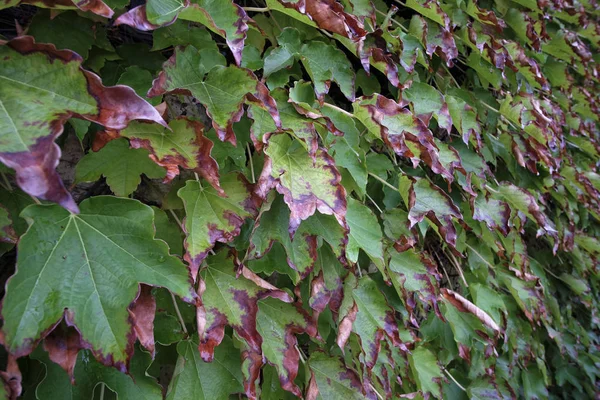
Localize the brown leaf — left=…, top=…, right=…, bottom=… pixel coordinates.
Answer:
left=42, top=326, right=82, bottom=384
left=0, top=353, right=21, bottom=400
left=441, top=288, right=501, bottom=333
left=114, top=5, right=174, bottom=31
left=128, top=285, right=156, bottom=356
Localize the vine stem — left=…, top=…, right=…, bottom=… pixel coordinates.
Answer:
left=247, top=143, right=255, bottom=183
left=242, top=6, right=269, bottom=12
left=170, top=291, right=189, bottom=335
left=99, top=383, right=106, bottom=400
left=0, top=171, right=12, bottom=191
left=322, top=102, right=355, bottom=118
left=368, top=172, right=398, bottom=192
left=443, top=368, right=466, bottom=392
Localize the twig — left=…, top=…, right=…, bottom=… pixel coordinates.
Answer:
left=170, top=291, right=189, bottom=335
left=247, top=143, right=255, bottom=183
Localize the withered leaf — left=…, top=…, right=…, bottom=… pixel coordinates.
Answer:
left=0, top=36, right=165, bottom=212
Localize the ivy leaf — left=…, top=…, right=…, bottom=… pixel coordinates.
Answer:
left=166, top=335, right=244, bottom=399
left=446, top=95, right=482, bottom=148
left=353, top=95, right=452, bottom=181
left=402, top=81, right=452, bottom=132
left=408, top=345, right=444, bottom=399
left=121, top=118, right=222, bottom=190
left=399, top=176, right=463, bottom=248
left=179, top=0, right=250, bottom=65
left=471, top=195, right=510, bottom=236
left=299, top=41, right=356, bottom=102
left=250, top=194, right=318, bottom=279
left=256, top=134, right=347, bottom=234
left=28, top=10, right=113, bottom=60
left=117, top=66, right=161, bottom=106
left=152, top=21, right=216, bottom=51
left=2, top=196, right=194, bottom=369
left=337, top=275, right=409, bottom=369
left=178, top=173, right=261, bottom=279
left=387, top=247, right=442, bottom=325
left=306, top=352, right=367, bottom=399
left=310, top=245, right=346, bottom=314
left=75, top=138, right=166, bottom=197
left=150, top=53, right=280, bottom=145
left=256, top=298, right=318, bottom=396
left=345, top=198, right=384, bottom=270
left=0, top=36, right=166, bottom=212
left=197, top=250, right=292, bottom=362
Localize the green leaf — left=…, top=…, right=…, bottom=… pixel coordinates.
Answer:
left=197, top=250, right=292, bottom=361
left=152, top=206, right=184, bottom=256
left=256, top=134, right=347, bottom=233
left=345, top=198, right=384, bottom=269
left=117, top=66, right=161, bottom=106
left=166, top=335, right=244, bottom=400
left=408, top=345, right=444, bottom=399
left=337, top=276, right=409, bottom=368
left=2, top=196, right=193, bottom=367
left=75, top=138, right=166, bottom=197
left=152, top=21, right=216, bottom=51
left=256, top=297, right=317, bottom=396
left=178, top=173, right=260, bottom=278
left=403, top=81, right=452, bottom=132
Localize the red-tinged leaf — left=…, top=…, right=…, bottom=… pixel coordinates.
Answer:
left=150, top=53, right=279, bottom=145
left=0, top=36, right=166, bottom=213
left=496, top=183, right=557, bottom=237
left=275, top=0, right=367, bottom=41
left=399, top=175, right=463, bottom=248
left=388, top=247, right=442, bottom=326
left=178, top=173, right=261, bottom=280
left=196, top=250, right=292, bottom=362
left=337, top=275, right=410, bottom=369
left=471, top=194, right=511, bottom=236
left=256, top=297, right=318, bottom=396
left=0, top=350, right=21, bottom=400
left=306, top=352, right=371, bottom=399
left=309, top=245, right=346, bottom=315
left=42, top=326, right=82, bottom=383
left=354, top=95, right=452, bottom=181
left=129, top=285, right=156, bottom=356
left=115, top=4, right=177, bottom=31
left=179, top=0, right=250, bottom=65
left=120, top=118, right=222, bottom=192
left=256, top=134, right=347, bottom=234
left=441, top=288, right=501, bottom=334
left=409, top=15, right=457, bottom=66
left=4, top=0, right=114, bottom=18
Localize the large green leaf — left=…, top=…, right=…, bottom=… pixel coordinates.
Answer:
left=307, top=352, right=367, bottom=399
left=2, top=197, right=193, bottom=368
left=345, top=198, right=384, bottom=270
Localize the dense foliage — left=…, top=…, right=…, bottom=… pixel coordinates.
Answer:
left=0, top=0, right=599, bottom=398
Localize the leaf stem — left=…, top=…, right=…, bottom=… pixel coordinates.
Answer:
left=0, top=171, right=12, bottom=191
left=443, top=368, right=466, bottom=392
left=365, top=193, right=383, bottom=214
left=445, top=248, right=468, bottom=287
left=247, top=143, right=255, bottom=183
left=322, top=102, right=355, bottom=118
left=169, top=209, right=185, bottom=232
left=242, top=6, right=269, bottom=12
left=375, top=9, right=408, bottom=32
left=194, top=172, right=200, bottom=182
left=368, top=383, right=385, bottom=400
left=170, top=291, right=189, bottom=335
left=465, top=243, right=495, bottom=270
left=368, top=172, right=398, bottom=192
left=99, top=382, right=106, bottom=400
left=29, top=195, right=41, bottom=205
left=295, top=345, right=307, bottom=364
